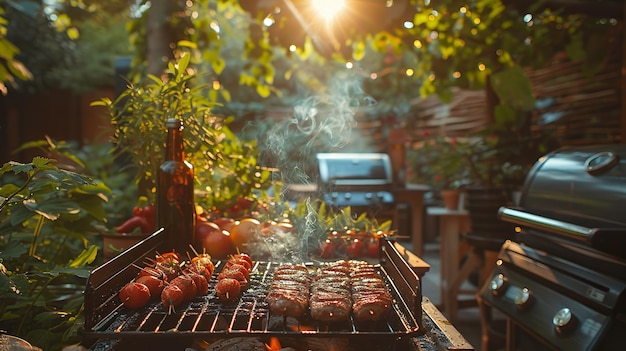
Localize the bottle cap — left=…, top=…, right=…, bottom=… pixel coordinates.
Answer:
left=166, top=118, right=182, bottom=128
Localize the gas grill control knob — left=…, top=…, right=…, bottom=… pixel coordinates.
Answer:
left=553, top=308, right=578, bottom=334
left=514, top=287, right=534, bottom=311
left=344, top=192, right=352, bottom=199
left=489, top=274, right=508, bottom=297
left=365, top=192, right=373, bottom=199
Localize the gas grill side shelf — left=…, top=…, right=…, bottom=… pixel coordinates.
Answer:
left=420, top=297, right=475, bottom=351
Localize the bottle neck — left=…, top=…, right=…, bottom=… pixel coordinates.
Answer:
left=165, top=126, right=185, bottom=162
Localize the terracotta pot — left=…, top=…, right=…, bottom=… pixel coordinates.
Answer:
left=440, top=189, right=460, bottom=210
left=102, top=232, right=150, bottom=260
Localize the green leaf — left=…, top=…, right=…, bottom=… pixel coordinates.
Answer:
left=67, top=246, right=98, bottom=268
left=489, top=66, right=535, bottom=111
left=0, top=183, right=20, bottom=198
left=9, top=203, right=35, bottom=226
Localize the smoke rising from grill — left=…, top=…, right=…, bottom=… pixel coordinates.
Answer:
left=252, top=75, right=376, bottom=262
left=259, top=76, right=372, bottom=186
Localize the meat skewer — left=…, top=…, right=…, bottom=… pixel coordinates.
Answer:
left=215, top=252, right=254, bottom=303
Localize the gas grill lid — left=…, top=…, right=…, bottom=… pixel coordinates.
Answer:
left=316, top=153, right=393, bottom=187
left=499, top=144, right=626, bottom=257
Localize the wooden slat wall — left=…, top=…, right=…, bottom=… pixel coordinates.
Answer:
left=527, top=55, right=622, bottom=146
left=404, top=53, right=622, bottom=149
left=405, top=88, right=488, bottom=140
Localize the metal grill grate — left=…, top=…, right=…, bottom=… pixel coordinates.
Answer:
left=82, top=234, right=421, bottom=344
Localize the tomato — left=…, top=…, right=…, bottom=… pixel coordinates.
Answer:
left=236, top=258, right=252, bottom=273
left=215, top=278, right=241, bottom=303
left=319, top=239, right=335, bottom=259
left=157, top=251, right=181, bottom=264
left=346, top=238, right=365, bottom=258
left=161, top=284, right=185, bottom=313
left=189, top=254, right=215, bottom=278
left=213, top=217, right=236, bottom=231
left=224, top=262, right=250, bottom=279
left=170, top=275, right=197, bottom=302
left=135, top=275, right=166, bottom=298
left=188, top=273, right=209, bottom=296
left=196, top=221, right=237, bottom=259
left=366, top=239, right=380, bottom=258
left=232, top=253, right=253, bottom=268
left=229, top=218, right=261, bottom=248
left=218, top=267, right=248, bottom=285
left=119, top=282, right=151, bottom=309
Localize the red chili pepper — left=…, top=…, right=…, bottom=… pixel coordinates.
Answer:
left=115, top=215, right=152, bottom=234
left=132, top=206, right=143, bottom=217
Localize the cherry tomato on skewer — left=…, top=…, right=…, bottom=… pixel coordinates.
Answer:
left=136, top=275, right=166, bottom=298
left=161, top=284, right=185, bottom=314
left=119, top=282, right=151, bottom=310
left=215, top=278, right=241, bottom=303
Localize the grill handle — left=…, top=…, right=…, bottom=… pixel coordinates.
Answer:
left=499, top=207, right=626, bottom=256
left=499, top=207, right=594, bottom=242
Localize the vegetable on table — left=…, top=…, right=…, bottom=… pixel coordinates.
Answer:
left=115, top=204, right=157, bottom=234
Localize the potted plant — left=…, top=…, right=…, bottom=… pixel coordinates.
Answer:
left=406, top=134, right=470, bottom=210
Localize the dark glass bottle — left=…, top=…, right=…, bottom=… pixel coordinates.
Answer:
left=157, top=118, right=196, bottom=256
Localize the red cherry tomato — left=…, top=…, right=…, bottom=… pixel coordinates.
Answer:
left=320, top=239, right=336, bottom=258
left=346, top=238, right=365, bottom=258
left=119, top=282, right=151, bottom=310
left=226, top=258, right=251, bottom=274
left=188, top=273, right=209, bottom=296
left=189, top=255, right=215, bottom=279
left=366, top=239, right=380, bottom=258
left=217, top=267, right=248, bottom=285
left=170, top=275, right=197, bottom=302
left=233, top=253, right=253, bottom=267
left=161, top=284, right=185, bottom=313
left=215, top=278, right=241, bottom=303
left=135, top=275, right=166, bottom=298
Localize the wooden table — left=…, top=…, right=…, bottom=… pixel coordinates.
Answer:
left=426, top=207, right=472, bottom=322
left=393, top=184, right=429, bottom=257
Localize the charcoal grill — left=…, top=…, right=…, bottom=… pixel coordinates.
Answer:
left=81, top=230, right=431, bottom=350
left=478, top=144, right=626, bottom=351
left=316, top=153, right=395, bottom=215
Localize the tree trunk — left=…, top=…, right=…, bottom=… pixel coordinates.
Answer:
left=146, top=2, right=175, bottom=76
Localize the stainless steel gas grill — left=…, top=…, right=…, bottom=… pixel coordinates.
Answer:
left=316, top=153, right=395, bottom=214
left=478, top=145, right=626, bottom=351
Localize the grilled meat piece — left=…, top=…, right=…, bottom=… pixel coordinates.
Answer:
left=265, top=264, right=310, bottom=318
left=309, top=262, right=352, bottom=322
left=349, top=261, right=392, bottom=322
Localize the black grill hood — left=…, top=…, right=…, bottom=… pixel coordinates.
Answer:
left=499, top=144, right=626, bottom=258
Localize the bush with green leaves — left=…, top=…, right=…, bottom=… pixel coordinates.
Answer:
left=0, top=157, right=110, bottom=350
left=92, top=53, right=275, bottom=214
